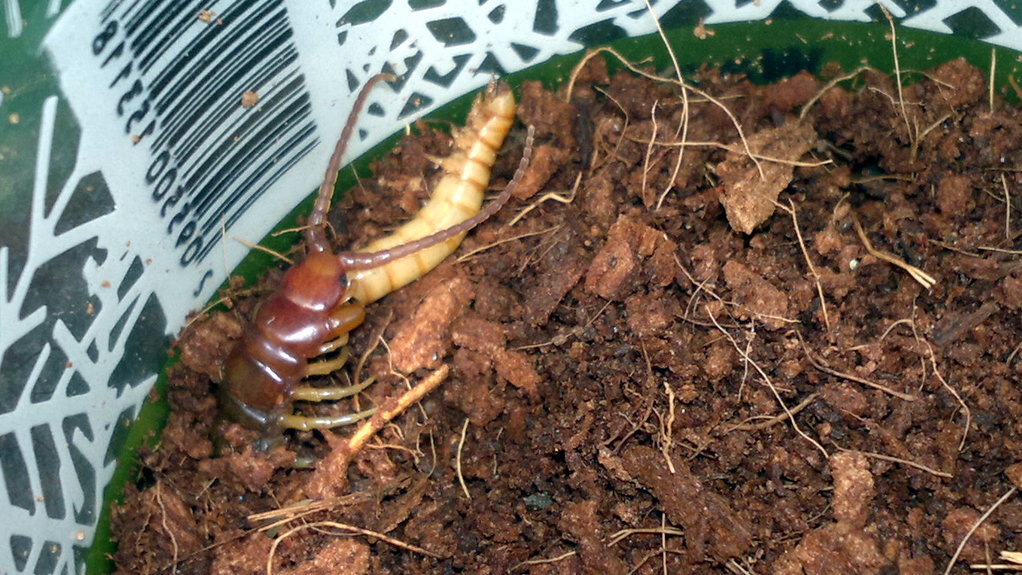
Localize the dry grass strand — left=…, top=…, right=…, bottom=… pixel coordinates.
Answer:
left=852, top=213, right=936, bottom=289
left=456, top=417, right=471, bottom=499
left=843, top=448, right=952, bottom=478
left=797, top=331, right=917, bottom=401
left=706, top=308, right=829, bottom=458
left=943, top=488, right=1018, bottom=575
left=266, top=520, right=437, bottom=575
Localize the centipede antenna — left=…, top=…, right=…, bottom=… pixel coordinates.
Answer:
left=306, top=72, right=397, bottom=251
left=339, top=124, right=536, bottom=271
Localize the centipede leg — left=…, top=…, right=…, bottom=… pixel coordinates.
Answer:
left=290, top=376, right=374, bottom=402
left=278, top=403, right=377, bottom=431
left=317, top=336, right=347, bottom=355
left=283, top=377, right=375, bottom=431
left=305, top=346, right=350, bottom=376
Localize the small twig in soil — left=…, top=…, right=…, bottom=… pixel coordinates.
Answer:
left=456, top=417, right=471, bottom=499
left=270, top=224, right=306, bottom=238
left=182, top=296, right=234, bottom=330
left=910, top=111, right=951, bottom=161
left=944, top=487, right=1018, bottom=575
left=800, top=66, right=872, bottom=120
left=512, top=550, right=578, bottom=571
left=775, top=199, right=831, bottom=332
left=978, top=246, right=1022, bottom=255
left=728, top=392, right=820, bottom=432
left=675, top=258, right=729, bottom=328
left=638, top=341, right=677, bottom=474
left=267, top=520, right=438, bottom=574
left=626, top=135, right=831, bottom=169
left=927, top=239, right=982, bottom=257
left=346, top=365, right=449, bottom=458
left=658, top=379, right=678, bottom=474
left=363, top=435, right=422, bottom=464
left=912, top=113, right=952, bottom=162
left=375, top=334, right=434, bottom=423
left=625, top=548, right=686, bottom=575
left=641, top=0, right=690, bottom=210
left=796, top=331, right=917, bottom=401
left=565, top=48, right=649, bottom=102
left=590, top=86, right=632, bottom=171
left=1002, top=174, right=1013, bottom=240
left=880, top=4, right=914, bottom=148
left=457, top=223, right=561, bottom=260
left=903, top=307, right=972, bottom=451
left=181, top=279, right=274, bottom=329
left=973, top=550, right=1022, bottom=571
left=1011, top=75, right=1022, bottom=100
left=851, top=213, right=936, bottom=289
left=506, top=171, right=581, bottom=226
left=989, top=48, right=997, bottom=111
left=878, top=318, right=916, bottom=342
left=673, top=253, right=798, bottom=330
left=673, top=257, right=748, bottom=329
left=922, top=337, right=972, bottom=451
left=660, top=513, right=669, bottom=575
left=725, top=557, right=760, bottom=575
left=154, top=482, right=180, bottom=575
left=513, top=299, right=612, bottom=351
left=249, top=493, right=372, bottom=532
left=352, top=320, right=386, bottom=388
left=706, top=307, right=829, bottom=458
left=607, top=524, right=685, bottom=547
left=840, top=448, right=952, bottom=478
left=736, top=331, right=755, bottom=401
left=1008, top=340, right=1022, bottom=367
left=569, top=45, right=763, bottom=181
left=642, top=100, right=662, bottom=205
left=607, top=371, right=658, bottom=455
left=301, top=365, right=449, bottom=498
left=606, top=514, right=681, bottom=575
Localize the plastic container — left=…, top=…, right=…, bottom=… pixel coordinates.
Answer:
left=1, top=1, right=1019, bottom=573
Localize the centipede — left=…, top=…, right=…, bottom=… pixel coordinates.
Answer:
left=216, top=74, right=534, bottom=444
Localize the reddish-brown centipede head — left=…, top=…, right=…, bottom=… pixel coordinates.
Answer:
left=276, top=251, right=348, bottom=312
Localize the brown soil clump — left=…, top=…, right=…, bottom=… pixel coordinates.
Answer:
left=112, top=56, right=1022, bottom=574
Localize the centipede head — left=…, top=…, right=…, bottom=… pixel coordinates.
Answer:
left=276, top=251, right=349, bottom=312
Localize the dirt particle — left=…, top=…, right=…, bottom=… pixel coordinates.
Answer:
left=716, top=120, right=816, bottom=234
left=774, top=521, right=889, bottom=575
left=388, top=275, right=473, bottom=373
left=936, top=173, right=973, bottom=214
left=830, top=451, right=873, bottom=527
left=558, top=499, right=629, bottom=575
left=241, top=91, right=259, bottom=108
left=621, top=445, right=752, bottom=562
left=721, top=259, right=790, bottom=329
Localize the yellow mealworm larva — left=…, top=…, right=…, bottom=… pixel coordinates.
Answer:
left=346, top=84, right=516, bottom=305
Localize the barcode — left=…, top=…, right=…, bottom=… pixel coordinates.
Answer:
left=94, top=0, right=318, bottom=266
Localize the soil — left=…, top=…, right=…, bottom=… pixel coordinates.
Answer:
left=112, top=55, right=1022, bottom=575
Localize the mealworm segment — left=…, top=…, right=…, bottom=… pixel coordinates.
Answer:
left=216, top=75, right=533, bottom=443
